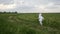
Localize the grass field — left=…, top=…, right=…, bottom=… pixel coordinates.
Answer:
left=0, top=13, right=60, bottom=34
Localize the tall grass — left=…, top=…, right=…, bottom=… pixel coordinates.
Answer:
left=0, top=13, right=60, bottom=34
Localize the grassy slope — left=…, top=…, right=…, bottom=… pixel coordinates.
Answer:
left=0, top=13, right=60, bottom=34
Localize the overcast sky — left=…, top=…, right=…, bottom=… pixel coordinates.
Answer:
left=0, top=0, right=60, bottom=13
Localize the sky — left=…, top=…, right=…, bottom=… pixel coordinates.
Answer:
left=0, top=0, right=60, bottom=13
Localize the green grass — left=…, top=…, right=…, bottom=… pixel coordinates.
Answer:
left=0, top=13, right=60, bottom=34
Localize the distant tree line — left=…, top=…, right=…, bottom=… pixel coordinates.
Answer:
left=0, top=11, right=17, bottom=14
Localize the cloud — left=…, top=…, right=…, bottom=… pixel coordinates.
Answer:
left=0, top=0, right=60, bottom=13
left=0, top=0, right=14, bottom=4
left=0, top=4, right=16, bottom=9
left=0, top=0, right=16, bottom=10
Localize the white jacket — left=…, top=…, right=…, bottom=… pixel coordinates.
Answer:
left=39, top=14, right=44, bottom=21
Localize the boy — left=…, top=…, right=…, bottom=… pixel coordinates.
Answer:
left=39, top=13, right=44, bottom=26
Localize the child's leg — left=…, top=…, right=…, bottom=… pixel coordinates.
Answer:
left=40, top=21, right=42, bottom=26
